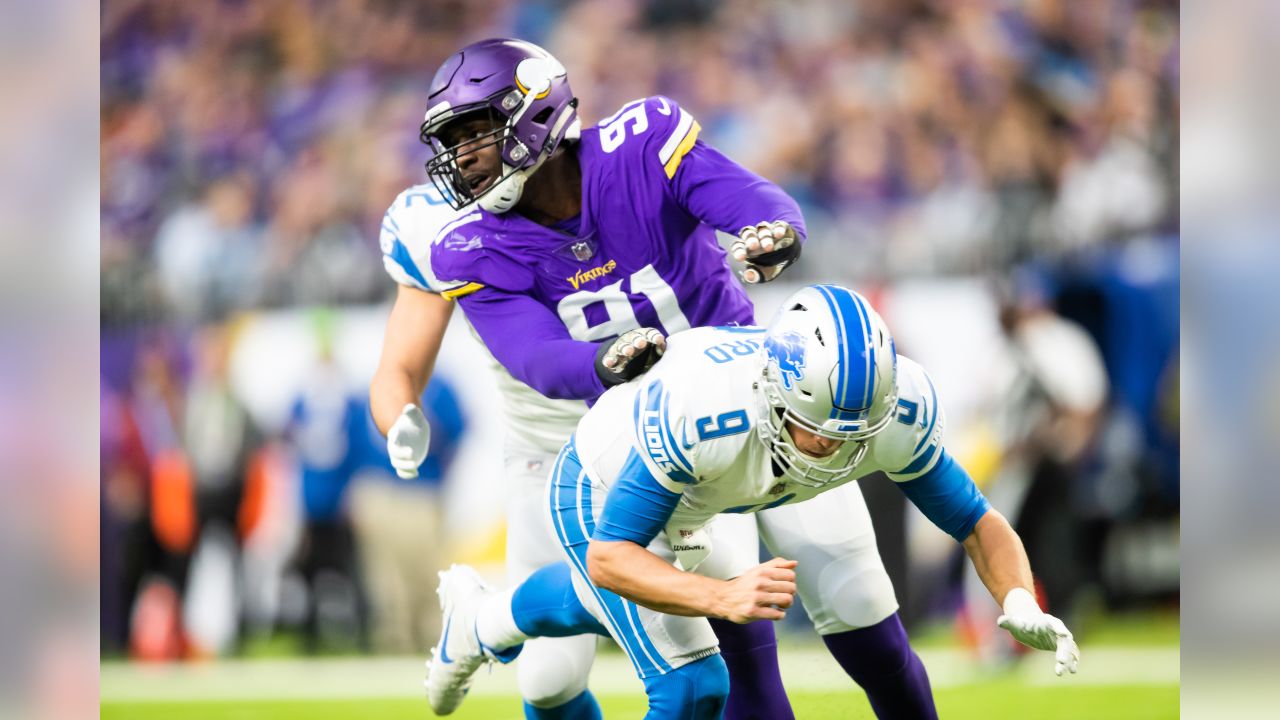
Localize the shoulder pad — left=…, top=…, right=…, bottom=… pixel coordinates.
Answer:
left=380, top=184, right=467, bottom=292
left=873, top=356, right=947, bottom=480
left=632, top=376, right=700, bottom=490
left=594, top=96, right=701, bottom=180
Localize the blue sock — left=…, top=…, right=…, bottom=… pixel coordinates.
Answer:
left=523, top=689, right=603, bottom=720
left=642, top=654, right=729, bottom=720
left=708, top=618, right=795, bottom=720
left=821, top=614, right=937, bottom=719
left=512, top=563, right=609, bottom=638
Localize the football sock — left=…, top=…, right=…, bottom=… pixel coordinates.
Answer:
left=707, top=618, right=796, bottom=720
left=501, top=563, right=608, bottom=645
left=523, top=690, right=603, bottom=720
left=476, top=585, right=526, bottom=651
left=821, top=613, right=938, bottom=719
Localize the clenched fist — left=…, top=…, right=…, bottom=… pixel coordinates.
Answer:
left=386, top=403, right=430, bottom=479
left=714, top=557, right=798, bottom=623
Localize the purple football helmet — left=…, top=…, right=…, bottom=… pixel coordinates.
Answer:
left=420, top=38, right=580, bottom=213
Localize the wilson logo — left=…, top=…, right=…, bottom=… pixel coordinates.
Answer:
left=567, top=260, right=618, bottom=290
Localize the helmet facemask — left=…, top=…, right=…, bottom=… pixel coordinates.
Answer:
left=755, top=372, right=893, bottom=488
left=422, top=106, right=515, bottom=211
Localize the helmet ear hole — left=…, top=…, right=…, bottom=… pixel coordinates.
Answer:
left=531, top=106, right=555, bottom=125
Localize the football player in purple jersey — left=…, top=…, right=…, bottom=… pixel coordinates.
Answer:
left=371, top=38, right=935, bottom=719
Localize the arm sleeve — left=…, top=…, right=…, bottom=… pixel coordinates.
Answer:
left=668, top=139, right=807, bottom=242
left=458, top=288, right=607, bottom=401
left=593, top=450, right=682, bottom=546
left=896, top=450, right=992, bottom=542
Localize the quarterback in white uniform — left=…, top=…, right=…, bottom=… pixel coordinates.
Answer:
left=426, top=285, right=1080, bottom=720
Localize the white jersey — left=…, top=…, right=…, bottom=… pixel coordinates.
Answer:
left=574, top=326, right=947, bottom=537
left=380, top=184, right=586, bottom=454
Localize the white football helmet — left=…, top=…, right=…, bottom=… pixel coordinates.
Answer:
left=755, top=284, right=899, bottom=487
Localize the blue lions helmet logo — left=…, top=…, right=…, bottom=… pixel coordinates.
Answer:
left=765, top=331, right=807, bottom=390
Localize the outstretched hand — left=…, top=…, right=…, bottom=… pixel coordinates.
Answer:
left=997, top=589, right=1080, bottom=676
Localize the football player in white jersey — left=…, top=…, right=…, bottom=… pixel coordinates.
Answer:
left=371, top=184, right=605, bottom=716
left=424, top=284, right=1080, bottom=719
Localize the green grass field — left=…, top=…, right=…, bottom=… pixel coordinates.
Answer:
left=102, top=613, right=1180, bottom=719
left=102, top=682, right=1179, bottom=720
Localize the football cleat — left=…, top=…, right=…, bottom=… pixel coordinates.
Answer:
left=424, top=564, right=519, bottom=715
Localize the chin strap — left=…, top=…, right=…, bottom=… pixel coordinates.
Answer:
left=478, top=167, right=526, bottom=213
left=479, top=104, right=580, bottom=214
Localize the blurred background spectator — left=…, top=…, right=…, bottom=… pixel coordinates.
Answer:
left=348, top=376, right=467, bottom=655
left=100, top=0, right=1178, bottom=660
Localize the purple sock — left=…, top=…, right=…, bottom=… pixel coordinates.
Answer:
left=708, top=618, right=795, bottom=720
left=821, top=614, right=938, bottom=720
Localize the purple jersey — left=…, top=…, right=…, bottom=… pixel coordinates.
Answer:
left=429, top=96, right=806, bottom=401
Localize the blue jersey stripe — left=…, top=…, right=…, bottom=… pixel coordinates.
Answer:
left=634, top=380, right=695, bottom=483
left=913, top=371, right=940, bottom=455
left=657, top=385, right=693, bottom=475
left=387, top=238, right=431, bottom=289
left=899, top=442, right=938, bottom=475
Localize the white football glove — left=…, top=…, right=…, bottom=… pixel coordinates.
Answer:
left=730, top=221, right=801, bottom=284
left=997, top=587, right=1080, bottom=676
left=386, top=403, right=430, bottom=479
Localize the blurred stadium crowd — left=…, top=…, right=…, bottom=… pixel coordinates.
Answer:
left=99, top=0, right=1179, bottom=661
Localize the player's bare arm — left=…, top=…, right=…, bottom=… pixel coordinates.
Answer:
left=370, top=284, right=453, bottom=435
left=586, top=539, right=796, bottom=623
left=962, top=509, right=1081, bottom=675
left=961, top=509, right=1035, bottom=609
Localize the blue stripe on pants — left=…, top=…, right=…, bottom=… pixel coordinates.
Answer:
left=548, top=440, right=673, bottom=678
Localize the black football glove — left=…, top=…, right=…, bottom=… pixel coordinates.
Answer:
left=594, top=328, right=667, bottom=386
left=730, top=221, right=802, bottom=284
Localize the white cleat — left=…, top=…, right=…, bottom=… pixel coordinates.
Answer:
left=424, top=564, right=510, bottom=715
